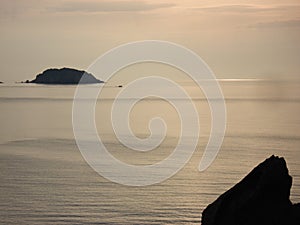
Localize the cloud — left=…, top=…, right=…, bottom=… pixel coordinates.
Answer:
left=253, top=19, right=300, bottom=28
left=193, top=5, right=272, bottom=13
left=192, top=4, right=300, bottom=14
left=0, top=0, right=35, bottom=19
left=0, top=0, right=54, bottom=21
left=48, top=1, right=175, bottom=13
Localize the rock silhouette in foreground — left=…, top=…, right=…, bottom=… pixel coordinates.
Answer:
left=202, top=155, right=300, bottom=225
left=27, top=68, right=103, bottom=84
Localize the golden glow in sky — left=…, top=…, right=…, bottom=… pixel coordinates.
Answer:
left=0, top=0, right=300, bottom=81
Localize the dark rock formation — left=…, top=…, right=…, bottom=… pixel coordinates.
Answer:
left=202, top=155, right=300, bottom=225
left=28, top=68, right=103, bottom=84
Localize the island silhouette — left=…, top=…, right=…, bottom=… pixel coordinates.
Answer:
left=24, top=67, right=104, bottom=84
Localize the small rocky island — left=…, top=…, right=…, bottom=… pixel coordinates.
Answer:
left=25, top=67, right=103, bottom=84
left=202, top=155, right=300, bottom=225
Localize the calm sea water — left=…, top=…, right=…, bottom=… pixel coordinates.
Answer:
left=0, top=80, right=300, bottom=224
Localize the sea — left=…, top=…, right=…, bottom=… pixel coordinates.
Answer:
left=0, top=79, right=300, bottom=224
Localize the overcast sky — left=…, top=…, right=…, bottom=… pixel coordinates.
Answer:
left=1, top=0, right=300, bottom=82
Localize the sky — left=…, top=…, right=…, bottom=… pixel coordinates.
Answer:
left=0, top=0, right=300, bottom=82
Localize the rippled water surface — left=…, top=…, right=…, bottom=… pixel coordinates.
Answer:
left=0, top=80, right=300, bottom=224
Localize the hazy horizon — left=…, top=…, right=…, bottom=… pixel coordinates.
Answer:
left=1, top=2, right=300, bottom=223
